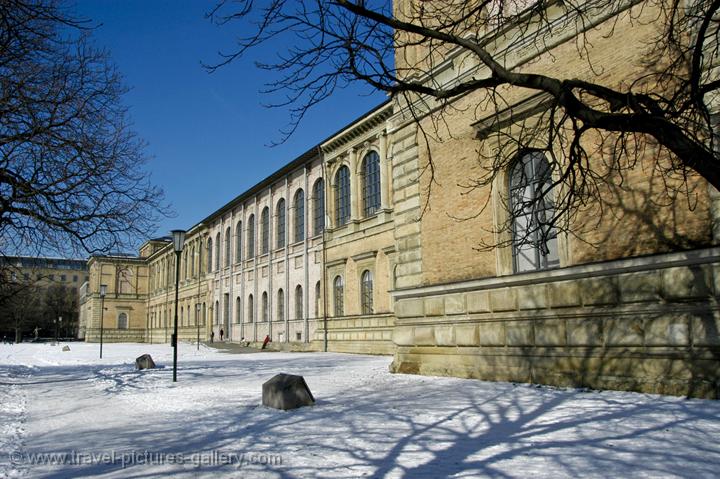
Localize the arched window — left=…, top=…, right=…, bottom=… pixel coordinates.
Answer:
left=225, top=227, right=231, bottom=267
left=335, top=166, right=351, bottom=226
left=235, top=221, right=242, bottom=262
left=190, top=245, right=195, bottom=277
left=333, top=276, right=344, bottom=317
left=247, top=295, right=253, bottom=323
left=509, top=151, right=560, bottom=273
left=215, top=300, right=219, bottom=324
left=276, top=199, right=286, bottom=248
left=277, top=288, right=285, bottom=321
left=294, top=189, right=305, bottom=242
left=207, top=238, right=213, bottom=272
left=117, top=312, right=128, bottom=330
left=295, top=285, right=303, bottom=319
left=183, top=251, right=188, bottom=280
left=361, top=270, right=373, bottom=315
left=313, top=179, right=325, bottom=236
left=180, top=306, right=184, bottom=326
left=215, top=232, right=221, bottom=271
left=247, top=214, right=255, bottom=259
left=262, top=292, right=268, bottom=322
left=362, top=151, right=381, bottom=216
left=236, top=297, right=242, bottom=323
left=261, top=207, right=270, bottom=254
left=315, top=280, right=321, bottom=317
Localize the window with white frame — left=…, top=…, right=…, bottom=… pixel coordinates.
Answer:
left=117, top=312, right=128, bottom=329
left=362, top=151, right=381, bottom=216
left=333, top=275, right=344, bottom=317
left=360, top=270, right=373, bottom=315
left=313, top=179, right=325, bottom=236
left=247, top=214, right=255, bottom=259
left=294, top=189, right=305, bottom=242
left=295, top=284, right=303, bottom=319
left=277, top=198, right=286, bottom=248
left=509, top=150, right=560, bottom=273
left=261, top=207, right=270, bottom=254
left=335, top=166, right=350, bottom=226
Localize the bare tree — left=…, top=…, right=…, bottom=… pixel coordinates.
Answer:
left=0, top=0, right=170, bottom=259
left=207, top=0, right=720, bottom=250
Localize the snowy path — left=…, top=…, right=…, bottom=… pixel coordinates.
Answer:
left=0, top=342, right=719, bottom=478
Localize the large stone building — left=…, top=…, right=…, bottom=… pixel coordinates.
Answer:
left=78, top=0, right=720, bottom=398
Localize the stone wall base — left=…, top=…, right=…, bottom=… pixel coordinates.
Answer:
left=390, top=346, right=719, bottom=398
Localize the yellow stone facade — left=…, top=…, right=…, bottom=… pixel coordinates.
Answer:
left=78, top=1, right=720, bottom=397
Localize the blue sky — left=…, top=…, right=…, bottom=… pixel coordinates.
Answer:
left=74, top=0, right=385, bottom=248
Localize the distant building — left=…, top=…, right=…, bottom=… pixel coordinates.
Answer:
left=0, top=256, right=88, bottom=338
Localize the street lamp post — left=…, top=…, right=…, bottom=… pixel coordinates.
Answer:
left=53, top=318, right=57, bottom=343
left=171, top=229, right=186, bottom=383
left=58, top=316, right=62, bottom=340
left=99, top=284, right=107, bottom=358
left=196, top=303, right=201, bottom=351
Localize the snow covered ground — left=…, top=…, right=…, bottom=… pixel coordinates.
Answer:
left=0, top=342, right=719, bottom=478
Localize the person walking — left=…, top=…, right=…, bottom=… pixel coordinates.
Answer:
left=220, top=328, right=224, bottom=341
left=210, top=330, right=214, bottom=343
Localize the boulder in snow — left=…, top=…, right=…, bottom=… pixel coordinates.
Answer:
left=62, top=345, right=70, bottom=352
left=262, top=373, right=315, bottom=410
left=135, top=354, right=156, bottom=370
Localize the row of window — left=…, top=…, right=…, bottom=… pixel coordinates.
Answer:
left=207, top=181, right=323, bottom=272
left=208, top=270, right=375, bottom=325
left=149, top=303, right=208, bottom=329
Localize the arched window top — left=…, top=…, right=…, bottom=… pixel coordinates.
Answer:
left=335, top=165, right=351, bottom=226
left=261, top=291, right=269, bottom=322
left=313, top=178, right=325, bottom=236
left=362, top=151, right=381, bottom=217
left=509, top=150, right=559, bottom=273
left=294, top=189, right=305, bottom=242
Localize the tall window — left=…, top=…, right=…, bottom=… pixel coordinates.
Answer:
left=224, top=227, right=231, bottom=267
left=262, top=291, right=268, bottom=322
left=215, top=300, right=219, bottom=324
left=236, top=297, right=241, bottom=323
left=276, top=199, right=286, bottom=248
left=295, top=285, right=303, bottom=319
left=313, top=179, right=325, bottom=236
left=247, top=295, right=254, bottom=322
left=277, top=289, right=285, bottom=321
left=261, top=207, right=270, bottom=254
left=361, top=270, right=373, bottom=315
left=183, top=251, right=188, bottom=280
left=335, top=166, right=350, bottom=226
left=207, top=238, right=213, bottom=272
left=362, top=151, right=381, bottom=216
left=315, top=280, right=321, bottom=317
left=333, top=276, right=344, bottom=317
left=235, top=221, right=242, bottom=262
left=215, top=232, right=221, bottom=271
left=247, top=214, right=255, bottom=259
left=294, top=189, right=305, bottom=242
left=190, top=245, right=195, bottom=277
left=117, top=312, right=128, bottom=329
left=509, top=151, right=560, bottom=273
